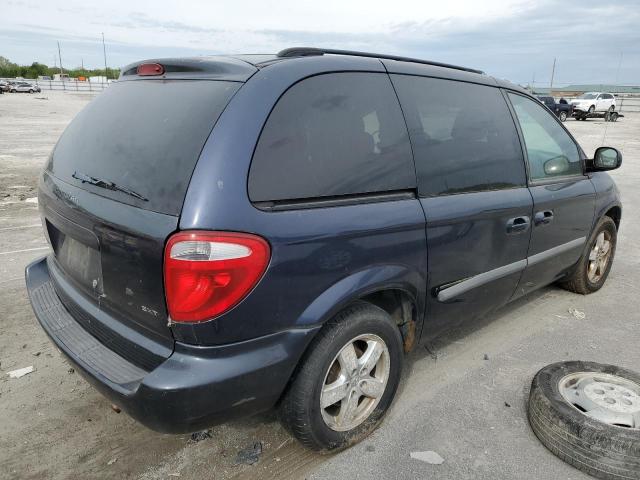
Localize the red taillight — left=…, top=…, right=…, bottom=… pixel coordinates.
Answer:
left=137, top=63, right=165, bottom=76
left=164, top=231, right=270, bottom=323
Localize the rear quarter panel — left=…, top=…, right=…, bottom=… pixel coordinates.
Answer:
left=176, top=57, right=427, bottom=345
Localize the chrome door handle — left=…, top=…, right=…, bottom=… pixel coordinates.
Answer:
left=534, top=210, right=554, bottom=225
left=506, top=216, right=530, bottom=233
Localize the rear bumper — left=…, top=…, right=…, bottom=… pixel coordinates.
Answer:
left=26, top=256, right=318, bottom=433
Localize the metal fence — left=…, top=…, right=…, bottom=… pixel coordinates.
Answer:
left=615, top=96, right=640, bottom=113
left=1, top=78, right=111, bottom=92
left=4, top=77, right=639, bottom=111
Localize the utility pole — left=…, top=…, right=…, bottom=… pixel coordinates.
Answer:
left=615, top=51, right=623, bottom=84
left=57, top=41, right=65, bottom=90
left=531, top=72, right=536, bottom=93
left=102, top=32, right=108, bottom=81
left=57, top=41, right=63, bottom=75
left=549, top=57, right=556, bottom=98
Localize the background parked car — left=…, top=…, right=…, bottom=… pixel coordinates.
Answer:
left=9, top=82, right=41, bottom=93
left=537, top=96, right=574, bottom=122
left=571, top=92, right=615, bottom=118
left=0, top=80, right=10, bottom=93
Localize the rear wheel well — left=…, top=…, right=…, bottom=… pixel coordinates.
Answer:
left=278, top=290, right=418, bottom=407
left=605, top=206, right=621, bottom=230
left=360, top=289, right=418, bottom=353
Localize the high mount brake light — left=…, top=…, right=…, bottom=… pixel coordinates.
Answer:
left=164, top=231, right=270, bottom=323
left=137, top=63, right=165, bottom=76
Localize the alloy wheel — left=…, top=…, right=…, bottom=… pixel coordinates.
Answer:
left=320, top=334, right=390, bottom=431
left=587, top=231, right=612, bottom=283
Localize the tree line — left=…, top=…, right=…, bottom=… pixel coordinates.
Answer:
left=0, top=56, right=120, bottom=79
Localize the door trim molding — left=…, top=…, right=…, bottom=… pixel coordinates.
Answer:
left=437, top=259, right=527, bottom=302
left=436, top=236, right=587, bottom=302
left=527, top=237, right=586, bottom=266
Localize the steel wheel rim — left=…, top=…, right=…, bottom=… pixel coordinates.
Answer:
left=559, top=372, right=640, bottom=429
left=587, top=231, right=612, bottom=283
left=320, top=333, right=390, bottom=432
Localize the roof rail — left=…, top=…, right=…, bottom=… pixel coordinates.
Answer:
left=276, top=47, right=484, bottom=75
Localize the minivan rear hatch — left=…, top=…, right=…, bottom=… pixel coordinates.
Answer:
left=41, top=77, right=241, bottom=360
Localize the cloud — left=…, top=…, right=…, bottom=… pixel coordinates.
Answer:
left=102, top=12, right=221, bottom=34
left=1, top=0, right=638, bottom=84
left=384, top=0, right=640, bottom=83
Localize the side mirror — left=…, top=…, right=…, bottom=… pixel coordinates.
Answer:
left=588, top=147, right=622, bottom=172
left=544, top=156, right=570, bottom=176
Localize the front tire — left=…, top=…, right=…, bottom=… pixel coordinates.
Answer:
left=588, top=105, right=595, bottom=114
left=559, top=111, right=567, bottom=122
left=279, top=302, right=403, bottom=451
left=559, top=216, right=617, bottom=294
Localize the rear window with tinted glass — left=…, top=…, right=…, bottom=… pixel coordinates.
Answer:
left=49, top=80, right=239, bottom=215
left=248, top=73, right=415, bottom=202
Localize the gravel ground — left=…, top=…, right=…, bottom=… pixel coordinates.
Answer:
left=0, top=90, right=638, bottom=480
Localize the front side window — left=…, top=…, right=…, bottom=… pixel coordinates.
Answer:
left=508, top=93, right=582, bottom=181
left=248, top=73, right=415, bottom=202
left=391, top=75, right=526, bottom=196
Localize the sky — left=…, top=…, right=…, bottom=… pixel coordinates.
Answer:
left=1, top=0, right=639, bottom=86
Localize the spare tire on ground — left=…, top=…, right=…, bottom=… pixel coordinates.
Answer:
left=528, top=361, right=640, bottom=479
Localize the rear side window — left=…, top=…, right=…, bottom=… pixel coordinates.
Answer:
left=50, top=80, right=239, bottom=215
left=390, top=75, right=526, bottom=196
left=248, top=73, right=415, bottom=202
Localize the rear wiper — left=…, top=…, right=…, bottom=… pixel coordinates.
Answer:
left=72, top=171, right=148, bottom=202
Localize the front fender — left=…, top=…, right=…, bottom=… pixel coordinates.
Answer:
left=590, top=172, right=622, bottom=230
left=295, top=264, right=425, bottom=331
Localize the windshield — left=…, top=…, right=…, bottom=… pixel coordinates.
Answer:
left=49, top=79, right=240, bottom=215
left=577, top=93, right=598, bottom=99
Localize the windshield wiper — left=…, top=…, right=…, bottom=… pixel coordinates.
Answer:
left=72, top=171, right=148, bottom=202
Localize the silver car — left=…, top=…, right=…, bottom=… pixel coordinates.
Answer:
left=9, top=82, right=41, bottom=93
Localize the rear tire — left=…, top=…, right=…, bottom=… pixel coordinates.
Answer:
left=279, top=302, right=403, bottom=451
left=559, top=216, right=617, bottom=294
left=559, top=111, right=567, bottom=122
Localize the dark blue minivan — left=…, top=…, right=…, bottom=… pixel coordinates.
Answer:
left=26, top=48, right=622, bottom=451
